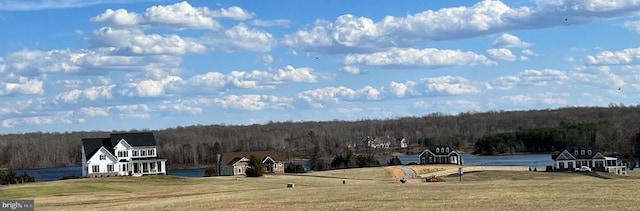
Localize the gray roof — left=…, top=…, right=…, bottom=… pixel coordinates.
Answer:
left=425, top=146, right=457, bottom=156
left=82, top=138, right=113, bottom=159
left=552, top=146, right=599, bottom=160
left=110, top=132, right=157, bottom=147
left=82, top=132, right=157, bottom=160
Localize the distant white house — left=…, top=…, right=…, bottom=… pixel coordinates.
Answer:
left=398, top=137, right=408, bottom=148
left=362, top=136, right=390, bottom=149
left=81, top=132, right=167, bottom=177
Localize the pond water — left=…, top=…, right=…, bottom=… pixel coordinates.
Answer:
left=8, top=154, right=636, bottom=183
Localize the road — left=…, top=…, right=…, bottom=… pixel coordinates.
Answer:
left=396, top=166, right=416, bottom=178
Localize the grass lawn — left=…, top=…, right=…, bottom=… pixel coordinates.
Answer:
left=2, top=168, right=640, bottom=210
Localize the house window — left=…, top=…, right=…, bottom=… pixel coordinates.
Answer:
left=574, top=150, right=578, bottom=155
left=122, top=164, right=127, bottom=171
left=107, top=164, right=114, bottom=172
left=446, top=148, right=450, bottom=153
left=92, top=165, right=100, bottom=173
left=133, top=150, right=139, bottom=157
left=581, top=150, right=585, bottom=155
left=238, top=168, right=242, bottom=174
left=148, top=149, right=154, bottom=156
left=436, top=148, right=440, bottom=153
left=100, top=155, right=106, bottom=160
left=588, top=150, right=592, bottom=155
left=141, top=150, right=147, bottom=156
left=274, top=164, right=278, bottom=170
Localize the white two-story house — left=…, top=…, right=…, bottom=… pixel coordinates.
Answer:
left=81, top=132, right=167, bottom=177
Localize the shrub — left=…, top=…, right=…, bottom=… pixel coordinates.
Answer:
left=388, top=156, right=402, bottom=166
left=285, top=163, right=307, bottom=173
left=245, top=168, right=261, bottom=177
left=425, top=175, right=445, bottom=182
left=203, top=167, right=217, bottom=177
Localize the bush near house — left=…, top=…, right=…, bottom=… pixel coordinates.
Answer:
left=203, top=167, right=217, bottom=177
left=0, top=170, right=35, bottom=185
left=246, top=155, right=264, bottom=177
left=285, top=163, right=306, bottom=173
left=388, top=156, right=402, bottom=166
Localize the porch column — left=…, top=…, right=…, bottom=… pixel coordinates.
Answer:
left=161, top=161, right=166, bottom=173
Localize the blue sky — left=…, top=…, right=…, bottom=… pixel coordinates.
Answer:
left=2, top=0, right=640, bottom=134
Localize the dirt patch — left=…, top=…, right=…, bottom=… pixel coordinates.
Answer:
left=385, top=167, right=404, bottom=179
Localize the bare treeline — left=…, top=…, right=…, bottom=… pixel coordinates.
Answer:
left=2, top=105, right=640, bottom=169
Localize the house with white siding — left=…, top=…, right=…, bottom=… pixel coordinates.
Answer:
left=552, top=146, right=620, bottom=172
left=81, top=132, right=167, bottom=177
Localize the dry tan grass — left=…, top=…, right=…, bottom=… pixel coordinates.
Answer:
left=2, top=168, right=640, bottom=211
left=384, top=167, right=405, bottom=179
left=409, top=164, right=460, bottom=175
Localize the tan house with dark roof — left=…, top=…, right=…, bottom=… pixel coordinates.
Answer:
left=217, top=151, right=286, bottom=176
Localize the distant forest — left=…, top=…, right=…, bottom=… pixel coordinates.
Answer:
left=2, top=105, right=640, bottom=169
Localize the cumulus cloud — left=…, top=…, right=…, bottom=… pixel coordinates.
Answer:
left=213, top=95, right=293, bottom=110
left=2, top=48, right=182, bottom=76
left=492, top=33, right=532, bottom=48
left=487, top=48, right=517, bottom=61
left=115, top=104, right=151, bottom=119
left=55, top=85, right=114, bottom=103
left=261, top=54, right=274, bottom=65
left=486, top=69, right=568, bottom=90
left=201, top=24, right=276, bottom=52
left=79, top=107, right=109, bottom=118
left=570, top=66, right=626, bottom=89
left=298, top=86, right=381, bottom=108
left=89, top=27, right=206, bottom=55
left=623, top=20, right=640, bottom=34
left=422, top=76, right=481, bottom=95
left=283, top=0, right=640, bottom=53
left=389, top=81, right=419, bottom=97
left=185, top=65, right=318, bottom=91
left=586, top=47, right=640, bottom=65
left=159, top=100, right=203, bottom=115
left=211, top=6, right=254, bottom=20
left=91, top=1, right=224, bottom=30
left=341, top=66, right=361, bottom=75
left=1, top=77, right=44, bottom=96
left=344, top=47, right=495, bottom=69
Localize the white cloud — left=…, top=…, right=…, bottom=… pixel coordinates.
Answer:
left=522, top=49, right=535, bottom=56
left=422, top=76, right=480, bottom=95
left=344, top=47, right=495, bottom=69
left=1, top=77, right=44, bottom=95
left=486, top=69, right=568, bottom=90
left=213, top=95, right=293, bottom=110
left=623, top=20, right=640, bottom=34
left=586, top=47, right=640, bottom=65
left=413, top=101, right=429, bottom=109
left=492, top=33, right=532, bottom=48
left=159, top=100, right=203, bottom=115
left=211, top=6, right=254, bottom=20
left=251, top=19, right=291, bottom=27
left=283, top=0, right=640, bottom=53
left=55, top=85, right=114, bottom=103
left=570, top=66, right=626, bottom=89
left=91, top=1, right=224, bottom=30
left=131, top=76, right=183, bottom=97
left=202, top=23, right=276, bottom=52
left=389, top=81, right=419, bottom=98
left=500, top=95, right=535, bottom=105
left=261, top=54, right=274, bottom=65
left=90, top=8, right=141, bottom=27
left=499, top=92, right=570, bottom=106
left=298, top=86, right=381, bottom=108
left=487, top=48, right=517, bottom=61
left=114, top=104, right=151, bottom=119
left=89, top=27, right=206, bottom=55
left=341, top=66, right=361, bottom=75
left=3, top=48, right=182, bottom=76
left=186, top=65, right=318, bottom=91
left=79, top=107, right=109, bottom=118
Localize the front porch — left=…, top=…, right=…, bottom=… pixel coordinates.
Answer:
left=131, top=158, right=167, bottom=176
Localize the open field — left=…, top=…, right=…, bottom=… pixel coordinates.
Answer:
left=2, top=168, right=640, bottom=210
